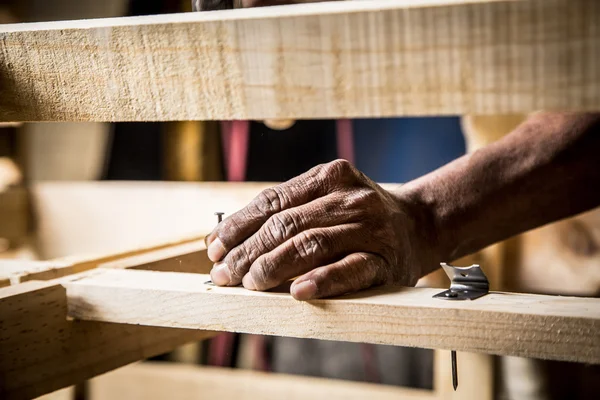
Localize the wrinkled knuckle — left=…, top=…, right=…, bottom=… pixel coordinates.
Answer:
left=327, top=159, right=356, bottom=179
left=330, top=159, right=354, bottom=173
left=344, top=188, right=380, bottom=212
left=226, top=246, right=255, bottom=280
left=310, top=267, right=330, bottom=285
left=256, top=187, right=288, bottom=214
left=251, top=258, right=276, bottom=288
left=236, top=203, right=263, bottom=229
left=266, top=212, right=301, bottom=242
left=294, top=231, right=332, bottom=261
left=355, top=253, right=389, bottom=286
left=371, top=256, right=393, bottom=285
left=313, top=159, right=355, bottom=188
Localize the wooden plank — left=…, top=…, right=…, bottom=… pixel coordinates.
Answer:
left=0, top=241, right=216, bottom=399
left=0, top=280, right=214, bottom=400
left=0, top=237, right=210, bottom=285
left=88, top=362, right=435, bottom=400
left=2, top=0, right=598, bottom=122
left=30, top=181, right=272, bottom=258
left=99, top=240, right=212, bottom=273
left=66, top=268, right=600, bottom=364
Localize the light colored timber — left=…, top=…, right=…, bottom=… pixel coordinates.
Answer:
left=66, top=268, right=600, bottom=364
left=0, top=239, right=214, bottom=399
left=99, top=240, right=211, bottom=273
left=0, top=237, right=210, bottom=285
left=0, top=280, right=215, bottom=400
left=30, top=181, right=276, bottom=258
left=87, top=362, right=435, bottom=400
left=1, top=0, right=598, bottom=122
left=86, top=355, right=491, bottom=400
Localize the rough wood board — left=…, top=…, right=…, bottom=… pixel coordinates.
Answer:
left=86, top=355, right=491, bottom=400
left=2, top=0, right=598, bottom=122
left=66, top=268, right=600, bottom=364
left=30, top=181, right=275, bottom=258
left=0, top=237, right=209, bottom=285
left=88, top=362, right=435, bottom=400
left=0, top=280, right=214, bottom=400
left=99, top=240, right=212, bottom=274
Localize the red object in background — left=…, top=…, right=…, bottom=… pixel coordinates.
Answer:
left=336, top=119, right=355, bottom=164
left=221, top=121, right=250, bottom=182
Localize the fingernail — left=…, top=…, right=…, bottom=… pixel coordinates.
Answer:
left=210, top=262, right=231, bottom=285
left=291, top=280, right=317, bottom=300
left=207, top=238, right=226, bottom=261
left=242, top=273, right=256, bottom=290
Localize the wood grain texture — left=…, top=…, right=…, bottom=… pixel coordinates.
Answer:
left=66, top=268, right=600, bottom=364
left=99, top=240, right=212, bottom=274
left=0, top=237, right=209, bottom=285
left=89, top=362, right=435, bottom=400
left=30, top=181, right=275, bottom=258
left=0, top=280, right=214, bottom=400
left=1, top=0, right=598, bottom=122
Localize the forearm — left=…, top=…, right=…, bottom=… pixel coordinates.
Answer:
left=400, top=112, right=600, bottom=274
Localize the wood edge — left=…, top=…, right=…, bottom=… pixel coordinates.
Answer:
left=99, top=239, right=207, bottom=270
left=9, top=233, right=207, bottom=284
left=64, top=268, right=600, bottom=364
left=0, top=0, right=506, bottom=33
left=89, top=361, right=438, bottom=400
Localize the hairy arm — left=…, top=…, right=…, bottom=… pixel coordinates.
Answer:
left=204, top=113, right=600, bottom=299
left=194, top=0, right=600, bottom=298
left=402, top=112, right=600, bottom=274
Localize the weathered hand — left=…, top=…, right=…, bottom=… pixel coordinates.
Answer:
left=205, top=160, right=438, bottom=300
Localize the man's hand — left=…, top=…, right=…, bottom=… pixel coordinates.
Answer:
left=205, top=159, right=437, bottom=300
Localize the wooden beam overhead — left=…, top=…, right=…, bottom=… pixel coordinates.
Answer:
left=1, top=0, right=598, bottom=122
left=66, top=268, right=600, bottom=364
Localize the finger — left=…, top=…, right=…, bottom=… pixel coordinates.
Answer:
left=205, top=160, right=357, bottom=262
left=211, top=191, right=364, bottom=285
left=240, top=223, right=376, bottom=291
left=290, top=252, right=389, bottom=300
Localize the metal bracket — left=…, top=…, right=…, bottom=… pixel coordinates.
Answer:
left=433, top=263, right=489, bottom=301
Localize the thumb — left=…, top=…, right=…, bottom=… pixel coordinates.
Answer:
left=290, top=252, right=389, bottom=300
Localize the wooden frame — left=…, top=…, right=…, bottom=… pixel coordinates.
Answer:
left=0, top=238, right=216, bottom=400
left=66, top=267, right=599, bottom=364
left=1, top=232, right=598, bottom=399
left=0, top=234, right=490, bottom=400
left=2, top=0, right=599, bottom=398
